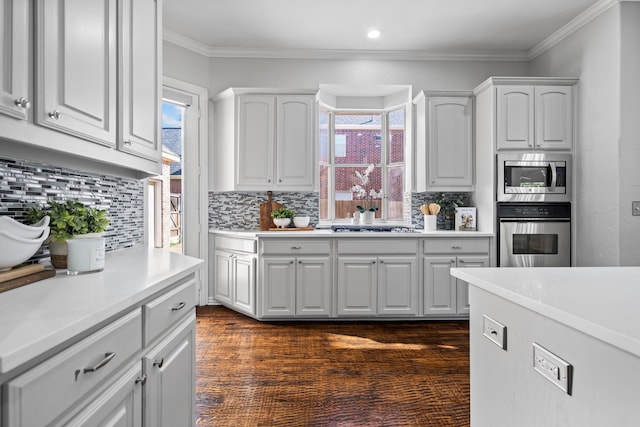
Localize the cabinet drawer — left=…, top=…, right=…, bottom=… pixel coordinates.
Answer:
left=6, top=309, right=142, bottom=427
left=215, top=235, right=257, bottom=253
left=423, top=238, right=489, bottom=254
left=144, top=278, right=197, bottom=346
left=261, top=239, right=331, bottom=255
left=338, top=239, right=418, bottom=255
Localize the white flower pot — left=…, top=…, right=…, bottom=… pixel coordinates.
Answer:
left=360, top=211, right=374, bottom=224
left=273, top=218, right=291, bottom=228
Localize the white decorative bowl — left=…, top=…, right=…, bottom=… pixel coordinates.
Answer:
left=0, top=215, right=50, bottom=239
left=273, top=218, right=291, bottom=228
left=0, top=227, right=51, bottom=271
left=293, top=216, right=310, bottom=228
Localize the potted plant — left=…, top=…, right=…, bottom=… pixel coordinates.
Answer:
left=270, top=207, right=295, bottom=228
left=27, top=200, right=110, bottom=268
left=432, top=193, right=467, bottom=230
left=351, top=164, right=383, bottom=224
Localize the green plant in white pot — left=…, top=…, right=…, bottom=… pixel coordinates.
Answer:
left=27, top=200, right=109, bottom=268
left=270, top=207, right=294, bottom=228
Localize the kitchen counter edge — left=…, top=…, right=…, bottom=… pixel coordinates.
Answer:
left=210, top=228, right=494, bottom=238
left=0, top=246, right=204, bottom=375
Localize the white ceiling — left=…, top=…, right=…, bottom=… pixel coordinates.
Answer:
left=163, top=0, right=604, bottom=60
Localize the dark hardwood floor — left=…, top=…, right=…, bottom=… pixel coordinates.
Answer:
left=195, top=306, right=470, bottom=427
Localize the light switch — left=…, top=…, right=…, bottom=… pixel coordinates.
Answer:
left=483, top=315, right=507, bottom=350
left=633, top=201, right=640, bottom=216
left=533, top=343, right=573, bottom=395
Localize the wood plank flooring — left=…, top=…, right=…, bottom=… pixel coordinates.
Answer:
left=196, top=306, right=470, bottom=427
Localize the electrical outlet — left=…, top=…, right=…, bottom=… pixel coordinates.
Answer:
left=533, top=343, right=573, bottom=395
left=633, top=201, right=640, bottom=216
left=483, top=315, right=507, bottom=350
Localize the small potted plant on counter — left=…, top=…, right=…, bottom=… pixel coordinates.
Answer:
left=27, top=200, right=110, bottom=268
left=433, top=193, right=467, bottom=230
left=270, top=207, right=295, bottom=228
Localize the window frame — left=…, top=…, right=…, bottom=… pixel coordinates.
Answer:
left=318, top=105, right=407, bottom=225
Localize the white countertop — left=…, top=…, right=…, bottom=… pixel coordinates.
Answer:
left=210, top=228, right=494, bottom=238
left=451, top=267, right=640, bottom=357
left=0, top=246, right=203, bottom=375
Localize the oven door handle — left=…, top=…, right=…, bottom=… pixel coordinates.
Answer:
left=499, top=218, right=571, bottom=222
left=549, top=162, right=557, bottom=191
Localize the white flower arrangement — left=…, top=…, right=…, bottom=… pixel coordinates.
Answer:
left=351, top=164, right=383, bottom=212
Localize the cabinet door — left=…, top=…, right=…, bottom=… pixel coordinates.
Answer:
left=144, top=314, right=195, bottom=427
left=233, top=254, right=256, bottom=316
left=427, top=96, right=473, bottom=189
left=61, top=362, right=142, bottom=427
left=261, top=257, right=296, bottom=317
left=337, top=257, right=377, bottom=317
left=276, top=95, right=315, bottom=189
left=213, top=250, right=233, bottom=305
left=455, top=256, right=489, bottom=314
left=0, top=0, right=30, bottom=120
left=496, top=86, right=534, bottom=150
left=237, top=95, right=275, bottom=188
left=118, top=0, right=161, bottom=160
left=535, top=86, right=573, bottom=150
left=36, top=0, right=117, bottom=146
left=423, top=256, right=457, bottom=315
left=296, top=256, right=332, bottom=317
left=378, top=256, right=418, bottom=316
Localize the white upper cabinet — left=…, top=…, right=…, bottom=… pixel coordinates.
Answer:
left=212, top=88, right=316, bottom=192
left=496, top=84, right=573, bottom=151
left=118, top=0, right=162, bottom=161
left=36, top=0, right=117, bottom=146
left=413, top=91, right=474, bottom=192
left=0, top=0, right=30, bottom=120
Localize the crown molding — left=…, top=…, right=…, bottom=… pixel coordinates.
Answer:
left=527, top=0, right=622, bottom=60
left=165, top=0, right=635, bottom=63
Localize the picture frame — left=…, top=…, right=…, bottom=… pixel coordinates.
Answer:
left=455, top=207, right=477, bottom=231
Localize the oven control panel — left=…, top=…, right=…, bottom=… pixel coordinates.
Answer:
left=497, top=203, right=571, bottom=219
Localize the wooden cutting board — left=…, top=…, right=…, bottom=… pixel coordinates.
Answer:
left=0, top=268, right=56, bottom=294
left=259, top=191, right=282, bottom=231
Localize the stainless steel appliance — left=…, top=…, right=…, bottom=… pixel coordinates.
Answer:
left=497, top=153, right=571, bottom=202
left=497, top=203, right=571, bottom=267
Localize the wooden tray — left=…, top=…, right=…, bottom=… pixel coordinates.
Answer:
left=269, top=227, right=315, bottom=231
left=0, top=268, right=56, bottom=294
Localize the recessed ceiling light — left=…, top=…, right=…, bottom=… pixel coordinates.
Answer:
left=367, top=29, right=381, bottom=39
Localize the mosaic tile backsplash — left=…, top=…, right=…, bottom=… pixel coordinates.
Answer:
left=0, top=156, right=145, bottom=261
left=209, top=191, right=320, bottom=230
left=209, top=190, right=472, bottom=230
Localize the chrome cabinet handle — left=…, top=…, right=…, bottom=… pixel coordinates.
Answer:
left=290, top=260, right=294, bottom=264
left=123, top=140, right=132, bottom=146
left=84, top=352, right=116, bottom=374
left=14, top=97, right=31, bottom=109
left=48, top=110, right=62, bottom=119
left=172, top=302, right=186, bottom=311
left=459, top=259, right=465, bottom=263
left=451, top=246, right=462, bottom=250
left=290, top=246, right=301, bottom=250
left=278, top=179, right=282, bottom=183
left=153, top=358, right=164, bottom=368
left=135, top=374, right=147, bottom=385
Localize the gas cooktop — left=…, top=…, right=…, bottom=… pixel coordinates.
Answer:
left=330, top=225, right=418, bottom=233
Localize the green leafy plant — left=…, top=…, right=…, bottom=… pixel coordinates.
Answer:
left=270, top=207, right=295, bottom=219
left=432, top=193, right=467, bottom=219
left=27, top=200, right=110, bottom=242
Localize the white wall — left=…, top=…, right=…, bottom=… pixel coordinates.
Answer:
left=619, top=2, right=640, bottom=266
left=531, top=4, right=625, bottom=266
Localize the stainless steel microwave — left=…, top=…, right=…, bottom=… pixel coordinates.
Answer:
left=497, top=153, right=572, bottom=202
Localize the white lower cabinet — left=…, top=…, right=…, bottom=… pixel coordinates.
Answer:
left=3, top=275, right=197, bottom=427
left=336, top=239, right=419, bottom=318
left=423, top=238, right=490, bottom=316
left=260, top=239, right=332, bottom=318
left=213, top=241, right=257, bottom=317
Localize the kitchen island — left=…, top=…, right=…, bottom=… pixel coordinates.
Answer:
left=210, top=228, right=494, bottom=320
left=451, top=267, right=640, bottom=427
left=0, top=246, right=204, bottom=426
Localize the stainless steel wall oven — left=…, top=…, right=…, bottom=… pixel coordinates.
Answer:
left=497, top=202, right=571, bottom=267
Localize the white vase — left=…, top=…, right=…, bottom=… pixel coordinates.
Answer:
left=360, top=211, right=374, bottom=224
left=424, top=215, right=437, bottom=231
left=273, top=218, right=291, bottom=228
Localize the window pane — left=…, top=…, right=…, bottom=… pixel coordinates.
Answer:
left=389, top=108, right=405, bottom=163
left=335, top=165, right=383, bottom=219
left=334, top=113, right=382, bottom=165
left=387, top=165, right=404, bottom=220
left=319, top=165, right=330, bottom=220
left=319, top=110, right=329, bottom=163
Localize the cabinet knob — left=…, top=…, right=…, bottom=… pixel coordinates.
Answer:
left=372, top=261, right=376, bottom=264
left=290, top=246, right=301, bottom=250
left=451, top=246, right=462, bottom=250
left=153, top=358, right=164, bottom=368
left=123, top=140, right=132, bottom=146
left=290, top=260, right=294, bottom=264
left=459, top=259, right=465, bottom=263
left=48, top=110, right=62, bottom=120
left=14, top=97, right=31, bottom=109
left=451, top=260, right=456, bottom=264
left=267, top=179, right=271, bottom=183
left=278, top=179, right=282, bottom=183
left=298, top=260, right=302, bottom=264
left=135, top=375, right=147, bottom=385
